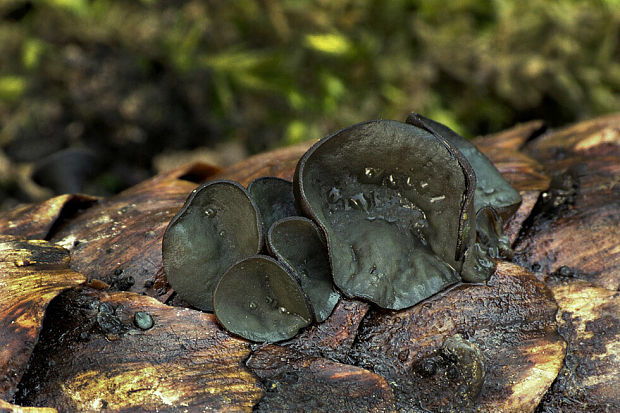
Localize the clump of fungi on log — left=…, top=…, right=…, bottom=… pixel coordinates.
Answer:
left=162, top=113, right=521, bottom=342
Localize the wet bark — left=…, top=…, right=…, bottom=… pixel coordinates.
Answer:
left=1, top=114, right=618, bottom=412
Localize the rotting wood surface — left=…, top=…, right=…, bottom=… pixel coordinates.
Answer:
left=0, top=114, right=618, bottom=412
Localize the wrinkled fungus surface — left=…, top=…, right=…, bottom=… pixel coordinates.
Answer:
left=295, top=120, right=472, bottom=309
left=248, top=177, right=300, bottom=236
left=164, top=115, right=521, bottom=341
left=268, top=217, right=340, bottom=322
left=162, top=180, right=262, bottom=311
left=213, top=255, right=312, bottom=342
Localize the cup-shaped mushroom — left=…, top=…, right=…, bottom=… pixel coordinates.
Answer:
left=248, top=177, right=300, bottom=237
left=162, top=180, right=262, bottom=311
left=267, top=217, right=340, bottom=322
left=213, top=255, right=313, bottom=342
left=407, top=113, right=522, bottom=220
left=294, top=120, right=474, bottom=309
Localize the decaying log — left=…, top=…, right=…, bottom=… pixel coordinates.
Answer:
left=46, top=163, right=219, bottom=299
left=0, top=194, right=98, bottom=240
left=537, top=278, right=620, bottom=411
left=0, top=238, right=85, bottom=401
left=515, top=114, right=620, bottom=291
left=14, top=289, right=262, bottom=411
left=516, top=113, right=620, bottom=411
left=0, top=398, right=57, bottom=413
left=472, top=121, right=551, bottom=244
left=247, top=345, right=395, bottom=412
left=472, top=120, right=547, bottom=151
left=351, top=262, right=565, bottom=412
left=213, top=143, right=311, bottom=187
left=280, top=298, right=370, bottom=363
left=0, top=114, right=618, bottom=411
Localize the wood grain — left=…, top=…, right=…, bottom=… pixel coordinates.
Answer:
left=538, top=278, right=620, bottom=411
left=0, top=194, right=98, bottom=240
left=15, top=289, right=262, bottom=412
left=516, top=113, right=620, bottom=290
left=247, top=345, right=395, bottom=412
left=0, top=238, right=86, bottom=400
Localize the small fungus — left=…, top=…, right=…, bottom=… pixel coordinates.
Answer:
left=162, top=180, right=262, bottom=311
left=248, top=177, right=300, bottom=237
left=213, top=255, right=313, bottom=342
left=267, top=217, right=340, bottom=322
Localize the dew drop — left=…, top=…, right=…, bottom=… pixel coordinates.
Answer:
left=133, top=311, right=154, bottom=330
left=204, top=208, right=215, bottom=216
left=219, top=230, right=226, bottom=237
left=278, top=306, right=288, bottom=314
left=405, top=176, right=414, bottom=188
left=248, top=301, right=257, bottom=310
left=363, top=167, right=383, bottom=180
left=386, top=174, right=398, bottom=188
left=327, top=187, right=342, bottom=204
left=349, top=193, right=368, bottom=211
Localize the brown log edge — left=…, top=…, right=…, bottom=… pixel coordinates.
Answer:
left=0, top=194, right=99, bottom=240
left=516, top=113, right=620, bottom=290
left=0, top=237, right=86, bottom=401
left=0, top=398, right=57, bottom=413
left=537, top=278, right=620, bottom=411
left=472, top=119, right=547, bottom=152
left=350, top=261, right=566, bottom=412
left=213, top=142, right=312, bottom=187
left=14, top=289, right=262, bottom=412
left=473, top=122, right=551, bottom=248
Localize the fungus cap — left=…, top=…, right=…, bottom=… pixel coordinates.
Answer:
left=294, top=120, right=472, bottom=309
left=267, top=216, right=339, bottom=322
left=162, top=180, right=262, bottom=311
left=213, top=255, right=313, bottom=342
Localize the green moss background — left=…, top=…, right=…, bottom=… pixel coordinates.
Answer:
left=0, top=0, right=618, bottom=206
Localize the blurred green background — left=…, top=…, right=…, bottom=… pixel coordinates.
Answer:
left=0, top=0, right=618, bottom=208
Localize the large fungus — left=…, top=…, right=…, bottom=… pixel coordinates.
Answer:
left=267, top=217, right=340, bottom=322
left=294, top=120, right=474, bottom=309
left=213, top=255, right=313, bottom=342
left=247, top=177, right=300, bottom=237
left=162, top=180, right=262, bottom=311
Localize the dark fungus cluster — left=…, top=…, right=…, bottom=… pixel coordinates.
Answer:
left=162, top=114, right=521, bottom=342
